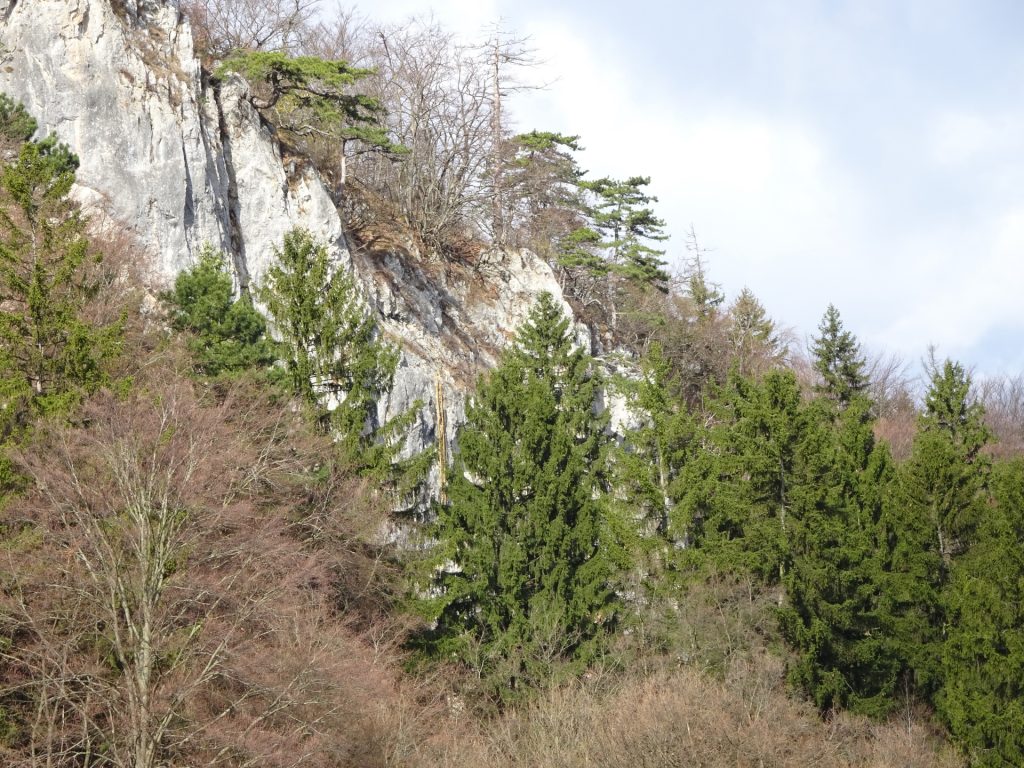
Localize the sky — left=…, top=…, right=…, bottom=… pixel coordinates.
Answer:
left=349, top=0, right=1024, bottom=377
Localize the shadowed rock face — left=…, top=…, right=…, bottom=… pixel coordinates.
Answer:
left=0, top=0, right=608, bottom=503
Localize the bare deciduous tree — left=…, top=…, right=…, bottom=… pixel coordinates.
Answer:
left=180, top=0, right=321, bottom=59
left=0, top=361, right=408, bottom=767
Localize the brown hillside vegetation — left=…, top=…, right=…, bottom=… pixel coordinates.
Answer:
left=0, top=350, right=440, bottom=767
left=444, top=667, right=960, bottom=768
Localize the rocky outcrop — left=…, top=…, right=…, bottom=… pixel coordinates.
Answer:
left=0, top=0, right=601, bottom=501
left=0, top=0, right=346, bottom=284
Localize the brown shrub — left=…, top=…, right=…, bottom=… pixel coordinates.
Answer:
left=0, top=355, right=424, bottom=767
left=436, top=665, right=962, bottom=768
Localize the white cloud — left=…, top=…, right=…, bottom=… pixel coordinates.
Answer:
left=867, top=204, right=1024, bottom=367
left=929, top=112, right=997, bottom=166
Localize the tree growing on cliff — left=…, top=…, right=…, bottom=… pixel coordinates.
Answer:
left=217, top=51, right=401, bottom=187
left=257, top=228, right=417, bottom=480
left=423, top=293, right=617, bottom=699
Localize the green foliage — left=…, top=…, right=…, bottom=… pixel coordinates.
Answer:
left=811, top=304, right=867, bottom=408
left=258, top=228, right=408, bottom=478
left=683, top=231, right=724, bottom=319
left=677, top=370, right=803, bottom=582
left=0, top=93, right=37, bottom=153
left=163, top=246, right=279, bottom=377
left=505, top=131, right=589, bottom=258
left=780, top=396, right=901, bottom=716
left=217, top=51, right=401, bottom=171
left=617, top=344, right=697, bottom=539
left=729, top=287, right=784, bottom=375
left=878, top=358, right=989, bottom=700
left=423, top=293, right=616, bottom=699
left=939, top=458, right=1024, bottom=766
left=0, top=111, right=121, bottom=431
left=570, top=175, right=669, bottom=290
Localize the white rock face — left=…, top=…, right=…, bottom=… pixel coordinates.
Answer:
left=0, top=0, right=600, bottom=502
left=0, top=0, right=347, bottom=286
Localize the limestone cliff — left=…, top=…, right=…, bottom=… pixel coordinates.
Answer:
left=0, top=0, right=585, bottom=499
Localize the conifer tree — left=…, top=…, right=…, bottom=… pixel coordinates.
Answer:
left=939, top=458, right=1024, bottom=766
left=729, top=287, right=783, bottom=376
left=811, top=304, right=867, bottom=408
left=618, top=344, right=697, bottom=538
left=878, top=358, right=989, bottom=699
left=0, top=103, right=121, bottom=430
left=258, top=228, right=400, bottom=471
left=426, top=293, right=615, bottom=697
left=0, top=93, right=36, bottom=158
left=677, top=370, right=803, bottom=582
left=577, top=175, right=669, bottom=290
left=504, top=131, right=588, bottom=260
left=683, top=226, right=724, bottom=319
left=780, top=395, right=900, bottom=716
left=217, top=51, right=401, bottom=186
left=164, top=246, right=279, bottom=377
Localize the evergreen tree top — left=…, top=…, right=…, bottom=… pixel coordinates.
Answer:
left=920, top=357, right=989, bottom=454
left=810, top=303, right=867, bottom=408
left=514, top=292, right=576, bottom=362
left=0, top=93, right=37, bottom=151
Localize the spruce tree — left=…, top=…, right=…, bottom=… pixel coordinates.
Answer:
left=683, top=226, right=724, bottom=319
left=426, top=293, right=615, bottom=697
left=677, top=370, right=803, bottom=583
left=163, top=246, right=278, bottom=377
left=258, top=228, right=400, bottom=470
left=878, top=358, right=989, bottom=699
left=780, top=395, right=900, bottom=716
left=939, top=458, right=1024, bottom=766
left=729, top=287, right=783, bottom=376
left=811, top=304, right=867, bottom=408
left=0, top=106, right=121, bottom=428
left=618, top=344, right=696, bottom=538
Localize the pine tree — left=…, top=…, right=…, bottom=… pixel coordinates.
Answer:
left=426, top=293, right=615, bottom=697
left=163, top=246, right=279, bottom=377
left=579, top=175, right=669, bottom=290
left=939, top=458, right=1024, bottom=766
left=503, top=131, right=588, bottom=261
left=217, top=51, right=402, bottom=186
left=811, top=304, right=867, bottom=408
left=0, top=93, right=36, bottom=159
